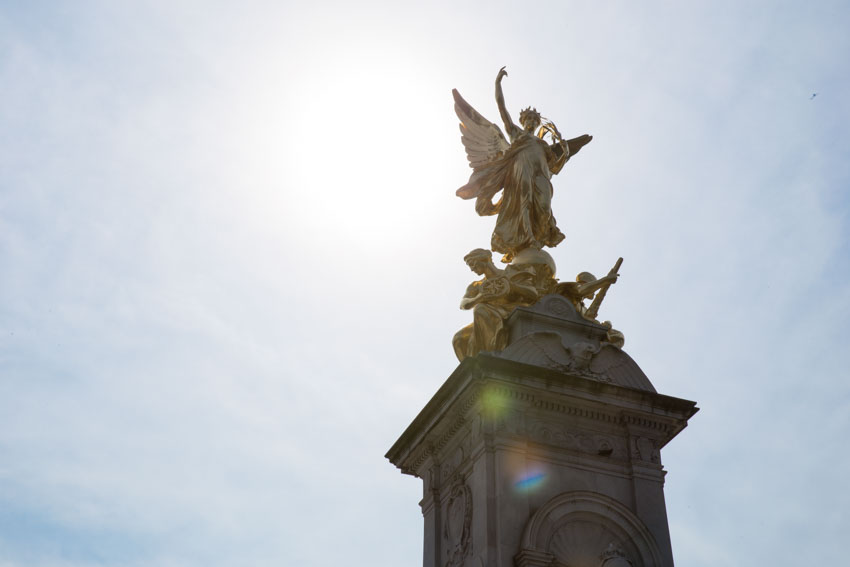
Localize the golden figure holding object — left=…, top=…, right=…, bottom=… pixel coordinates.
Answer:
left=453, top=66, right=592, bottom=263
left=451, top=69, right=623, bottom=360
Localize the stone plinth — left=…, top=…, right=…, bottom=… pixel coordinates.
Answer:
left=386, top=295, right=697, bottom=567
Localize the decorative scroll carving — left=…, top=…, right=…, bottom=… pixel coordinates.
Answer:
left=444, top=482, right=472, bottom=567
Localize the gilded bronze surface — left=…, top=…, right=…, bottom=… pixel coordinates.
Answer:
left=451, top=69, right=623, bottom=360
left=554, top=258, right=625, bottom=347
left=452, top=249, right=557, bottom=361
left=453, top=66, right=591, bottom=263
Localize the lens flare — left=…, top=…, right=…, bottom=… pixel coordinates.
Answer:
left=514, top=471, right=546, bottom=492
left=481, top=385, right=511, bottom=418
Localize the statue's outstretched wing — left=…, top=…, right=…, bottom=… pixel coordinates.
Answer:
left=565, top=134, right=593, bottom=156
left=453, top=89, right=509, bottom=172
left=453, top=89, right=510, bottom=208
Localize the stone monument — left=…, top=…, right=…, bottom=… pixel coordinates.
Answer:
left=386, top=68, right=697, bottom=567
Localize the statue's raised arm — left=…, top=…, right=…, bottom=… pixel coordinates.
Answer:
left=495, top=67, right=521, bottom=140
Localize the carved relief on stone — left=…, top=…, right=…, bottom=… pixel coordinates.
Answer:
left=495, top=332, right=611, bottom=381
left=595, top=436, right=615, bottom=457
left=443, top=482, right=472, bottom=567
left=492, top=408, right=524, bottom=437
left=548, top=520, right=639, bottom=567
left=565, top=341, right=603, bottom=375
left=599, top=543, right=634, bottom=566
left=469, top=413, right=483, bottom=445
left=441, top=446, right=467, bottom=484
left=631, top=436, right=660, bottom=464
left=516, top=491, right=663, bottom=567
left=545, top=335, right=604, bottom=379
left=526, top=419, right=625, bottom=460
left=496, top=332, right=656, bottom=392
left=542, top=295, right=573, bottom=318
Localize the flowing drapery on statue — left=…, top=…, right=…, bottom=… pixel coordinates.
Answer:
left=453, top=67, right=592, bottom=262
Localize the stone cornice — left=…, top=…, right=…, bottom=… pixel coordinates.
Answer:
left=386, top=354, right=698, bottom=476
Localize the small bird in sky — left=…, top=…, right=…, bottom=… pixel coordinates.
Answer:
left=810, top=93, right=818, bottom=100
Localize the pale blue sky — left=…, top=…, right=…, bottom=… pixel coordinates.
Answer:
left=1, top=1, right=849, bottom=565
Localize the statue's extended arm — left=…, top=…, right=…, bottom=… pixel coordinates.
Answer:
left=585, top=258, right=623, bottom=319
left=566, top=134, right=593, bottom=156
left=495, top=67, right=521, bottom=139
left=549, top=134, right=593, bottom=175
left=575, top=274, right=618, bottom=298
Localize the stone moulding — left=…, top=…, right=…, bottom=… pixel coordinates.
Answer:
left=516, top=491, right=663, bottom=567
left=386, top=355, right=697, bottom=480
left=398, top=380, right=483, bottom=477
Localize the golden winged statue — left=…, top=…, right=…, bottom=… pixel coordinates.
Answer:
left=453, top=66, right=592, bottom=263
